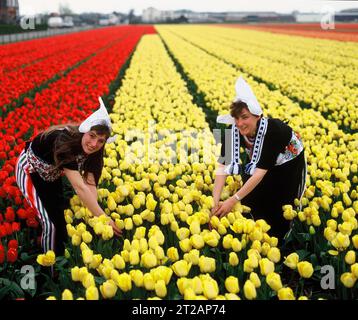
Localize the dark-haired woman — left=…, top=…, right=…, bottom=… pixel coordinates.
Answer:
left=211, top=77, right=306, bottom=242
left=15, top=98, right=121, bottom=255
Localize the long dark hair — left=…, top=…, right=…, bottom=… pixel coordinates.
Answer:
left=40, top=124, right=110, bottom=186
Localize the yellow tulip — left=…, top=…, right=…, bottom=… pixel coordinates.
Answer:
left=176, top=227, right=190, bottom=240
left=167, top=247, right=179, bottom=262
left=243, top=280, right=257, bottom=300
left=225, top=276, right=240, bottom=294
left=202, top=279, right=219, bottom=300
left=130, top=269, right=144, bottom=287
left=297, top=261, right=314, bottom=278
left=82, top=231, right=93, bottom=244
left=141, top=251, right=158, bottom=269
left=172, top=260, right=192, bottom=277
left=284, top=253, right=299, bottom=270
left=37, top=250, right=56, bottom=267
left=116, top=273, right=132, bottom=292
left=143, top=273, right=156, bottom=290
left=100, top=280, right=118, bottom=299
left=179, top=238, right=192, bottom=253
left=231, top=238, right=242, bottom=252
left=278, top=287, right=295, bottom=300
left=190, top=219, right=201, bottom=235
left=62, top=289, right=74, bottom=300
left=266, top=272, right=283, bottom=292
left=112, top=254, right=126, bottom=270
left=184, top=249, right=200, bottom=265
left=259, top=258, right=275, bottom=276
left=267, top=247, right=281, bottom=263
left=86, top=286, right=99, bottom=300
left=129, top=250, right=140, bottom=265
left=107, top=196, right=117, bottom=211
left=340, top=272, right=357, bottom=288
left=82, top=273, right=95, bottom=289
left=351, top=263, right=358, bottom=278
left=229, top=252, right=239, bottom=267
left=134, top=226, right=146, bottom=239
left=345, top=250, right=356, bottom=265
left=352, top=235, right=358, bottom=249
left=249, top=272, right=261, bottom=288
left=71, top=234, right=81, bottom=246
left=82, top=249, right=94, bottom=265
left=190, top=234, right=205, bottom=249
left=225, top=293, right=240, bottom=300
left=155, top=280, right=167, bottom=298
left=199, top=256, right=216, bottom=273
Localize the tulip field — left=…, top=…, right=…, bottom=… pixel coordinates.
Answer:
left=0, top=25, right=357, bottom=301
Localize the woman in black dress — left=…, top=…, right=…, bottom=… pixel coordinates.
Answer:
left=212, top=77, right=306, bottom=242
left=15, top=98, right=121, bottom=255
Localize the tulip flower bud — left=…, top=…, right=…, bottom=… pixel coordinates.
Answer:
left=86, top=286, right=99, bottom=300
left=243, top=280, right=257, bottom=300
left=225, top=276, right=240, bottom=294
left=62, top=289, right=74, bottom=300
left=266, top=272, right=283, bottom=292
left=278, top=287, right=295, bottom=300
left=297, top=261, right=314, bottom=278
left=340, top=272, right=357, bottom=288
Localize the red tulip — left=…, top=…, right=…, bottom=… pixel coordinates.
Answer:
left=11, top=222, right=21, bottom=232
left=0, top=245, right=5, bottom=264
left=5, top=207, right=15, bottom=222
left=7, top=247, right=18, bottom=263
left=8, top=239, right=18, bottom=249
left=0, top=225, right=6, bottom=238
left=26, top=218, right=39, bottom=229
left=16, top=208, right=28, bottom=220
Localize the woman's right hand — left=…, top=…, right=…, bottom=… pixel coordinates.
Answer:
left=209, top=202, right=222, bottom=230
left=109, top=220, right=122, bottom=237
left=211, top=202, right=220, bottom=216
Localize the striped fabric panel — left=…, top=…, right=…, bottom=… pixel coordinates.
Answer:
left=15, top=150, right=55, bottom=253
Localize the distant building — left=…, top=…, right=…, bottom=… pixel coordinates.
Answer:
left=335, top=8, right=358, bottom=22
left=0, top=0, right=19, bottom=24
left=142, top=7, right=295, bottom=23
left=225, top=11, right=295, bottom=23
left=294, top=12, right=323, bottom=23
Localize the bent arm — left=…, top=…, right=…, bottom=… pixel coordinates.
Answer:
left=64, top=168, right=104, bottom=217
left=84, top=172, right=98, bottom=201
left=233, top=168, right=268, bottom=201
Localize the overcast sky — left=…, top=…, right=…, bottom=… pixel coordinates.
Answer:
left=19, top=0, right=357, bottom=15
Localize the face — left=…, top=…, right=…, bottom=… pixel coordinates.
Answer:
left=234, top=108, right=260, bottom=137
left=81, top=130, right=106, bottom=155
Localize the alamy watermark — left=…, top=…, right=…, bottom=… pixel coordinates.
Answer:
left=320, top=265, right=335, bottom=290
left=20, top=265, right=36, bottom=290
left=20, top=16, right=36, bottom=30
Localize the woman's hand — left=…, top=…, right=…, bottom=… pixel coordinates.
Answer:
left=109, top=220, right=122, bottom=237
left=211, top=202, right=222, bottom=216
left=213, top=197, right=237, bottom=218
left=209, top=202, right=222, bottom=230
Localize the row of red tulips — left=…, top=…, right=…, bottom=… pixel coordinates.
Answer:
left=0, top=27, right=147, bottom=116
left=0, top=26, right=156, bottom=269
left=0, top=28, right=129, bottom=73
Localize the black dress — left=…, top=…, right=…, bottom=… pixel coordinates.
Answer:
left=21, top=129, right=86, bottom=255
left=217, top=118, right=306, bottom=241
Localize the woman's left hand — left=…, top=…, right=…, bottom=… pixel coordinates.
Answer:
left=213, top=197, right=237, bottom=218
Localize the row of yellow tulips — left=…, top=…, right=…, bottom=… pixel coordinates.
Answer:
left=200, top=26, right=358, bottom=88
left=158, top=26, right=358, bottom=131
left=156, top=27, right=357, bottom=295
